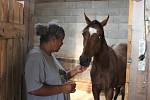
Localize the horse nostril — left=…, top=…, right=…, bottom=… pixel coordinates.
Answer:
left=79, top=55, right=91, bottom=67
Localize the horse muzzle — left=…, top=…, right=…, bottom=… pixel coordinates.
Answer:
left=79, top=55, right=91, bottom=67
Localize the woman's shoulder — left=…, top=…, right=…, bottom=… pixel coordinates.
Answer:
left=29, top=47, right=41, bottom=54
left=27, top=47, right=43, bottom=60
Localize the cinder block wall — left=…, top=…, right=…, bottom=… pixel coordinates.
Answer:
left=35, top=0, right=128, bottom=59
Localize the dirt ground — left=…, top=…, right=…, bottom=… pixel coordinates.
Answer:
left=70, top=81, right=121, bottom=100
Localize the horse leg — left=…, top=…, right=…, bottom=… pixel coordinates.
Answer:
left=120, top=86, right=125, bottom=100
left=113, top=87, right=120, bottom=100
left=92, top=85, right=101, bottom=100
left=105, top=88, right=114, bottom=100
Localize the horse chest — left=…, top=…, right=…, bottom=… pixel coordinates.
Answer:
left=90, top=64, right=115, bottom=87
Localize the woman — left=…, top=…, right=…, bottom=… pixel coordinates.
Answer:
left=25, top=22, right=87, bottom=100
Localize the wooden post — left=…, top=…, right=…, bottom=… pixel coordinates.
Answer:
left=128, top=0, right=147, bottom=100
left=24, top=0, right=35, bottom=54
left=125, top=0, right=133, bottom=99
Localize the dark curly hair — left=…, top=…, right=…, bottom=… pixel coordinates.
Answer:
left=35, top=23, right=65, bottom=44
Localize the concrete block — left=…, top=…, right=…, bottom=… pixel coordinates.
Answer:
left=36, top=2, right=76, bottom=9
left=113, top=16, right=128, bottom=23
left=109, top=8, right=120, bottom=16
left=36, top=2, right=61, bottom=9
left=65, top=0, right=80, bottom=2
left=64, top=16, right=84, bottom=23
left=95, top=8, right=108, bottom=16
left=96, top=15, right=113, bottom=23
left=120, top=8, right=129, bottom=16
left=109, top=0, right=122, bottom=8
left=104, top=23, right=119, bottom=34
left=35, top=8, right=56, bottom=16
left=92, top=1, right=108, bottom=8
left=123, top=0, right=129, bottom=8
left=118, top=23, right=128, bottom=34
left=55, top=9, right=84, bottom=16
left=105, top=31, right=127, bottom=39
left=61, top=23, right=86, bottom=35
left=36, top=16, right=65, bottom=23
left=76, top=1, right=92, bottom=9
left=106, top=38, right=127, bottom=46
left=84, top=8, right=97, bottom=16
left=65, top=2, right=78, bottom=9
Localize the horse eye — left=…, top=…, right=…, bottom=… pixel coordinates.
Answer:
left=82, top=31, right=88, bottom=36
left=82, top=32, right=85, bottom=36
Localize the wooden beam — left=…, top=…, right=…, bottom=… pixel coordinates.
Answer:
left=24, top=0, right=35, bottom=52
left=0, top=39, right=7, bottom=100
left=13, top=1, right=20, bottom=24
left=0, top=0, right=9, bottom=22
left=0, top=22, right=25, bottom=38
left=8, top=0, right=14, bottom=23
left=125, top=0, right=133, bottom=99
left=128, top=0, right=146, bottom=100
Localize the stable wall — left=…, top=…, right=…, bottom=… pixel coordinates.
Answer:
left=35, top=0, right=129, bottom=59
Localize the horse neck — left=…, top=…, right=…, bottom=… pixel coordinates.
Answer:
left=99, top=38, right=109, bottom=53
left=94, top=38, right=109, bottom=61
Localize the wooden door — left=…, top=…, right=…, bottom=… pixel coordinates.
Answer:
left=0, top=0, right=24, bottom=100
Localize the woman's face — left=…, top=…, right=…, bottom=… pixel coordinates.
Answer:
left=51, top=35, right=64, bottom=52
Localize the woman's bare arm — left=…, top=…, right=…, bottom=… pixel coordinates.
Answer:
left=29, top=81, right=76, bottom=96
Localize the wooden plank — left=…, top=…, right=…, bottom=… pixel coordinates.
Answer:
left=0, top=0, right=4, bottom=21
left=0, top=40, right=7, bottom=79
left=0, top=39, right=7, bottom=100
left=24, top=0, right=35, bottom=53
left=6, top=39, right=13, bottom=100
left=11, top=38, right=23, bottom=100
left=0, top=40, right=2, bottom=100
left=13, top=1, right=20, bottom=24
left=0, top=22, right=25, bottom=38
left=10, top=39, right=15, bottom=100
left=0, top=0, right=2, bottom=21
left=0, top=40, right=1, bottom=77
left=125, top=0, right=133, bottom=99
left=13, top=38, right=22, bottom=100
left=8, top=0, right=14, bottom=23
left=128, top=0, right=146, bottom=100
left=18, top=38, right=23, bottom=100
left=19, top=3, right=24, bottom=24
left=24, top=0, right=30, bottom=55
left=1, top=0, right=9, bottom=22
left=12, top=39, right=17, bottom=100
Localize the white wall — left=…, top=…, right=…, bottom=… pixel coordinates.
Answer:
left=35, top=0, right=128, bottom=59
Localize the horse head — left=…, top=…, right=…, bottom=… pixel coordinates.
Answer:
left=79, top=13, right=109, bottom=67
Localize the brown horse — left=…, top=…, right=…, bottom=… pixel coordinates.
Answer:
left=79, top=13, right=127, bottom=100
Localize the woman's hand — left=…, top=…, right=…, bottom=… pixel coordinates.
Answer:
left=62, top=81, right=76, bottom=93
left=67, top=65, right=88, bottom=79
left=75, top=65, right=88, bottom=74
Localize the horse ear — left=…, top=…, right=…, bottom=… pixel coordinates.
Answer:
left=101, top=15, right=109, bottom=26
left=84, top=13, right=91, bottom=25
